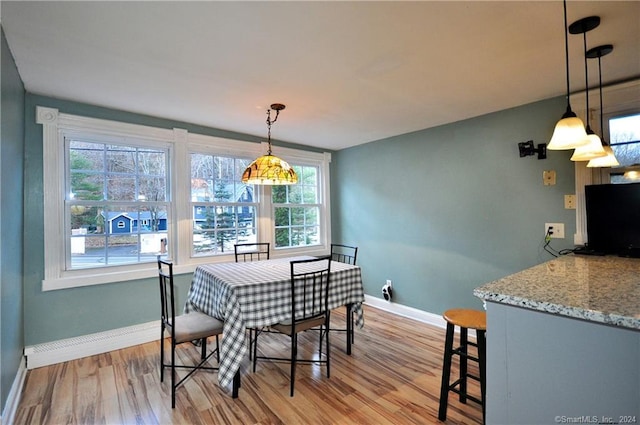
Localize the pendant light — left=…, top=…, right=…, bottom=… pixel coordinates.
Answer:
left=548, top=0, right=589, bottom=150
left=586, top=44, right=620, bottom=168
left=623, top=167, right=640, bottom=181
left=242, top=103, right=298, bottom=185
left=569, top=16, right=606, bottom=161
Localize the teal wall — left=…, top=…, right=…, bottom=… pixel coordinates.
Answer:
left=22, top=95, right=578, bottom=345
left=7, top=29, right=577, bottom=416
left=1, top=27, right=25, bottom=413
left=23, top=94, right=287, bottom=346
left=331, top=97, right=576, bottom=313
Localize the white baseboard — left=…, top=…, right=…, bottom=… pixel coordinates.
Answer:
left=363, top=295, right=480, bottom=338
left=24, top=320, right=160, bottom=369
left=21, top=298, right=470, bottom=372
left=21, top=300, right=442, bottom=371
left=1, top=356, right=27, bottom=425
left=364, top=294, right=447, bottom=329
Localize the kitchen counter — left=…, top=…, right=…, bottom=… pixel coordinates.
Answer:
left=474, top=255, right=640, bottom=330
left=474, top=255, right=640, bottom=424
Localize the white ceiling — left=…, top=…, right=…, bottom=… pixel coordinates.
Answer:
left=2, top=1, right=639, bottom=151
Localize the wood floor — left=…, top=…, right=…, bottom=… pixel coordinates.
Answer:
left=14, top=305, right=483, bottom=424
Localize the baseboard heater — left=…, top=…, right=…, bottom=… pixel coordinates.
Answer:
left=24, top=320, right=160, bottom=369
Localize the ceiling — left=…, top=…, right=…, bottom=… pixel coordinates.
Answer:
left=2, top=1, right=639, bottom=151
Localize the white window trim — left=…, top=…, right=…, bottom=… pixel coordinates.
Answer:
left=570, top=79, right=640, bottom=245
left=266, top=145, right=332, bottom=254
left=37, top=106, right=331, bottom=291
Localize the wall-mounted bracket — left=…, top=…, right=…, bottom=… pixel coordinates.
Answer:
left=518, top=140, right=547, bottom=159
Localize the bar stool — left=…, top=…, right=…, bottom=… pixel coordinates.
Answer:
left=438, top=308, right=486, bottom=423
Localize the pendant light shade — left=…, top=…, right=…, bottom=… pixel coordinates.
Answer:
left=587, top=145, right=619, bottom=167
left=242, top=154, right=297, bottom=185
left=548, top=111, right=589, bottom=150
left=586, top=44, right=619, bottom=168
left=624, top=168, right=640, bottom=181
left=548, top=0, right=588, bottom=150
left=242, top=103, right=298, bottom=185
left=570, top=131, right=606, bottom=161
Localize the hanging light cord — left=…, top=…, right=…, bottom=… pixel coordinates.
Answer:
left=562, top=0, right=571, bottom=109
left=582, top=30, right=591, bottom=130
left=597, top=54, right=605, bottom=142
left=265, top=107, right=281, bottom=156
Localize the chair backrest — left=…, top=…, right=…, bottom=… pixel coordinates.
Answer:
left=234, top=242, right=270, bottom=262
left=289, top=256, right=332, bottom=330
left=158, top=258, right=177, bottom=337
left=330, top=243, right=358, bottom=265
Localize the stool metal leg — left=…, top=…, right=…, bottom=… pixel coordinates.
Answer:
left=459, top=327, right=468, bottom=404
left=438, top=322, right=456, bottom=421
left=477, top=329, right=487, bottom=424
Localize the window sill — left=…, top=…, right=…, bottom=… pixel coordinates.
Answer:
left=42, top=247, right=328, bottom=291
left=42, top=264, right=169, bottom=291
left=42, top=258, right=221, bottom=291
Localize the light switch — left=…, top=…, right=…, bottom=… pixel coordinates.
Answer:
left=543, top=170, right=556, bottom=186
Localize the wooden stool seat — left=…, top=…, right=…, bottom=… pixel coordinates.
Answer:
left=443, top=308, right=486, bottom=331
left=439, top=308, right=486, bottom=423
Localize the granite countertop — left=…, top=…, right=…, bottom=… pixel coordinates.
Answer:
left=474, top=255, right=640, bottom=330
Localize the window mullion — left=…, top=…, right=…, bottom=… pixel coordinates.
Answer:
left=173, top=128, right=190, bottom=264
left=260, top=186, right=273, bottom=246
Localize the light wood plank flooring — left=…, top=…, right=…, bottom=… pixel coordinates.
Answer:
left=14, top=305, right=483, bottom=424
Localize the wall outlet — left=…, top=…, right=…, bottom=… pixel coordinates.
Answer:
left=564, top=194, right=576, bottom=209
left=545, top=222, right=565, bottom=239
left=543, top=170, right=556, bottom=186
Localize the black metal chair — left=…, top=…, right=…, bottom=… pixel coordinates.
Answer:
left=252, top=256, right=333, bottom=396
left=331, top=243, right=358, bottom=266
left=158, top=258, right=224, bottom=408
left=330, top=244, right=358, bottom=345
left=234, top=242, right=270, bottom=262
left=234, top=242, right=270, bottom=359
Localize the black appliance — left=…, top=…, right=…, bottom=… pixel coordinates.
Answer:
left=585, top=182, right=640, bottom=257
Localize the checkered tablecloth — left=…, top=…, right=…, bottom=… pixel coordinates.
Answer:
left=184, top=256, right=365, bottom=390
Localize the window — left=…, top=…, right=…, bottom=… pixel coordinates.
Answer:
left=573, top=82, right=639, bottom=245
left=37, top=107, right=331, bottom=290
left=67, top=140, right=169, bottom=270
left=608, top=113, right=640, bottom=183
left=273, top=165, right=321, bottom=248
left=190, top=153, right=257, bottom=256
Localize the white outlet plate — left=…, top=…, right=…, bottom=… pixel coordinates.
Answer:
left=564, top=194, right=576, bottom=209
left=545, top=222, right=565, bottom=239
left=543, top=170, right=556, bottom=186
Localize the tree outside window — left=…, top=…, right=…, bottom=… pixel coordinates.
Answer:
left=273, top=165, right=320, bottom=248
left=191, top=153, right=257, bottom=256
left=609, top=113, right=640, bottom=183
left=67, top=140, right=168, bottom=269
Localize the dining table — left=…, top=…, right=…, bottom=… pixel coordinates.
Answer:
left=184, top=255, right=366, bottom=397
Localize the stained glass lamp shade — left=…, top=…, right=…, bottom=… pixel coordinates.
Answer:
left=242, top=154, right=297, bottom=185
left=241, top=103, right=298, bottom=185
